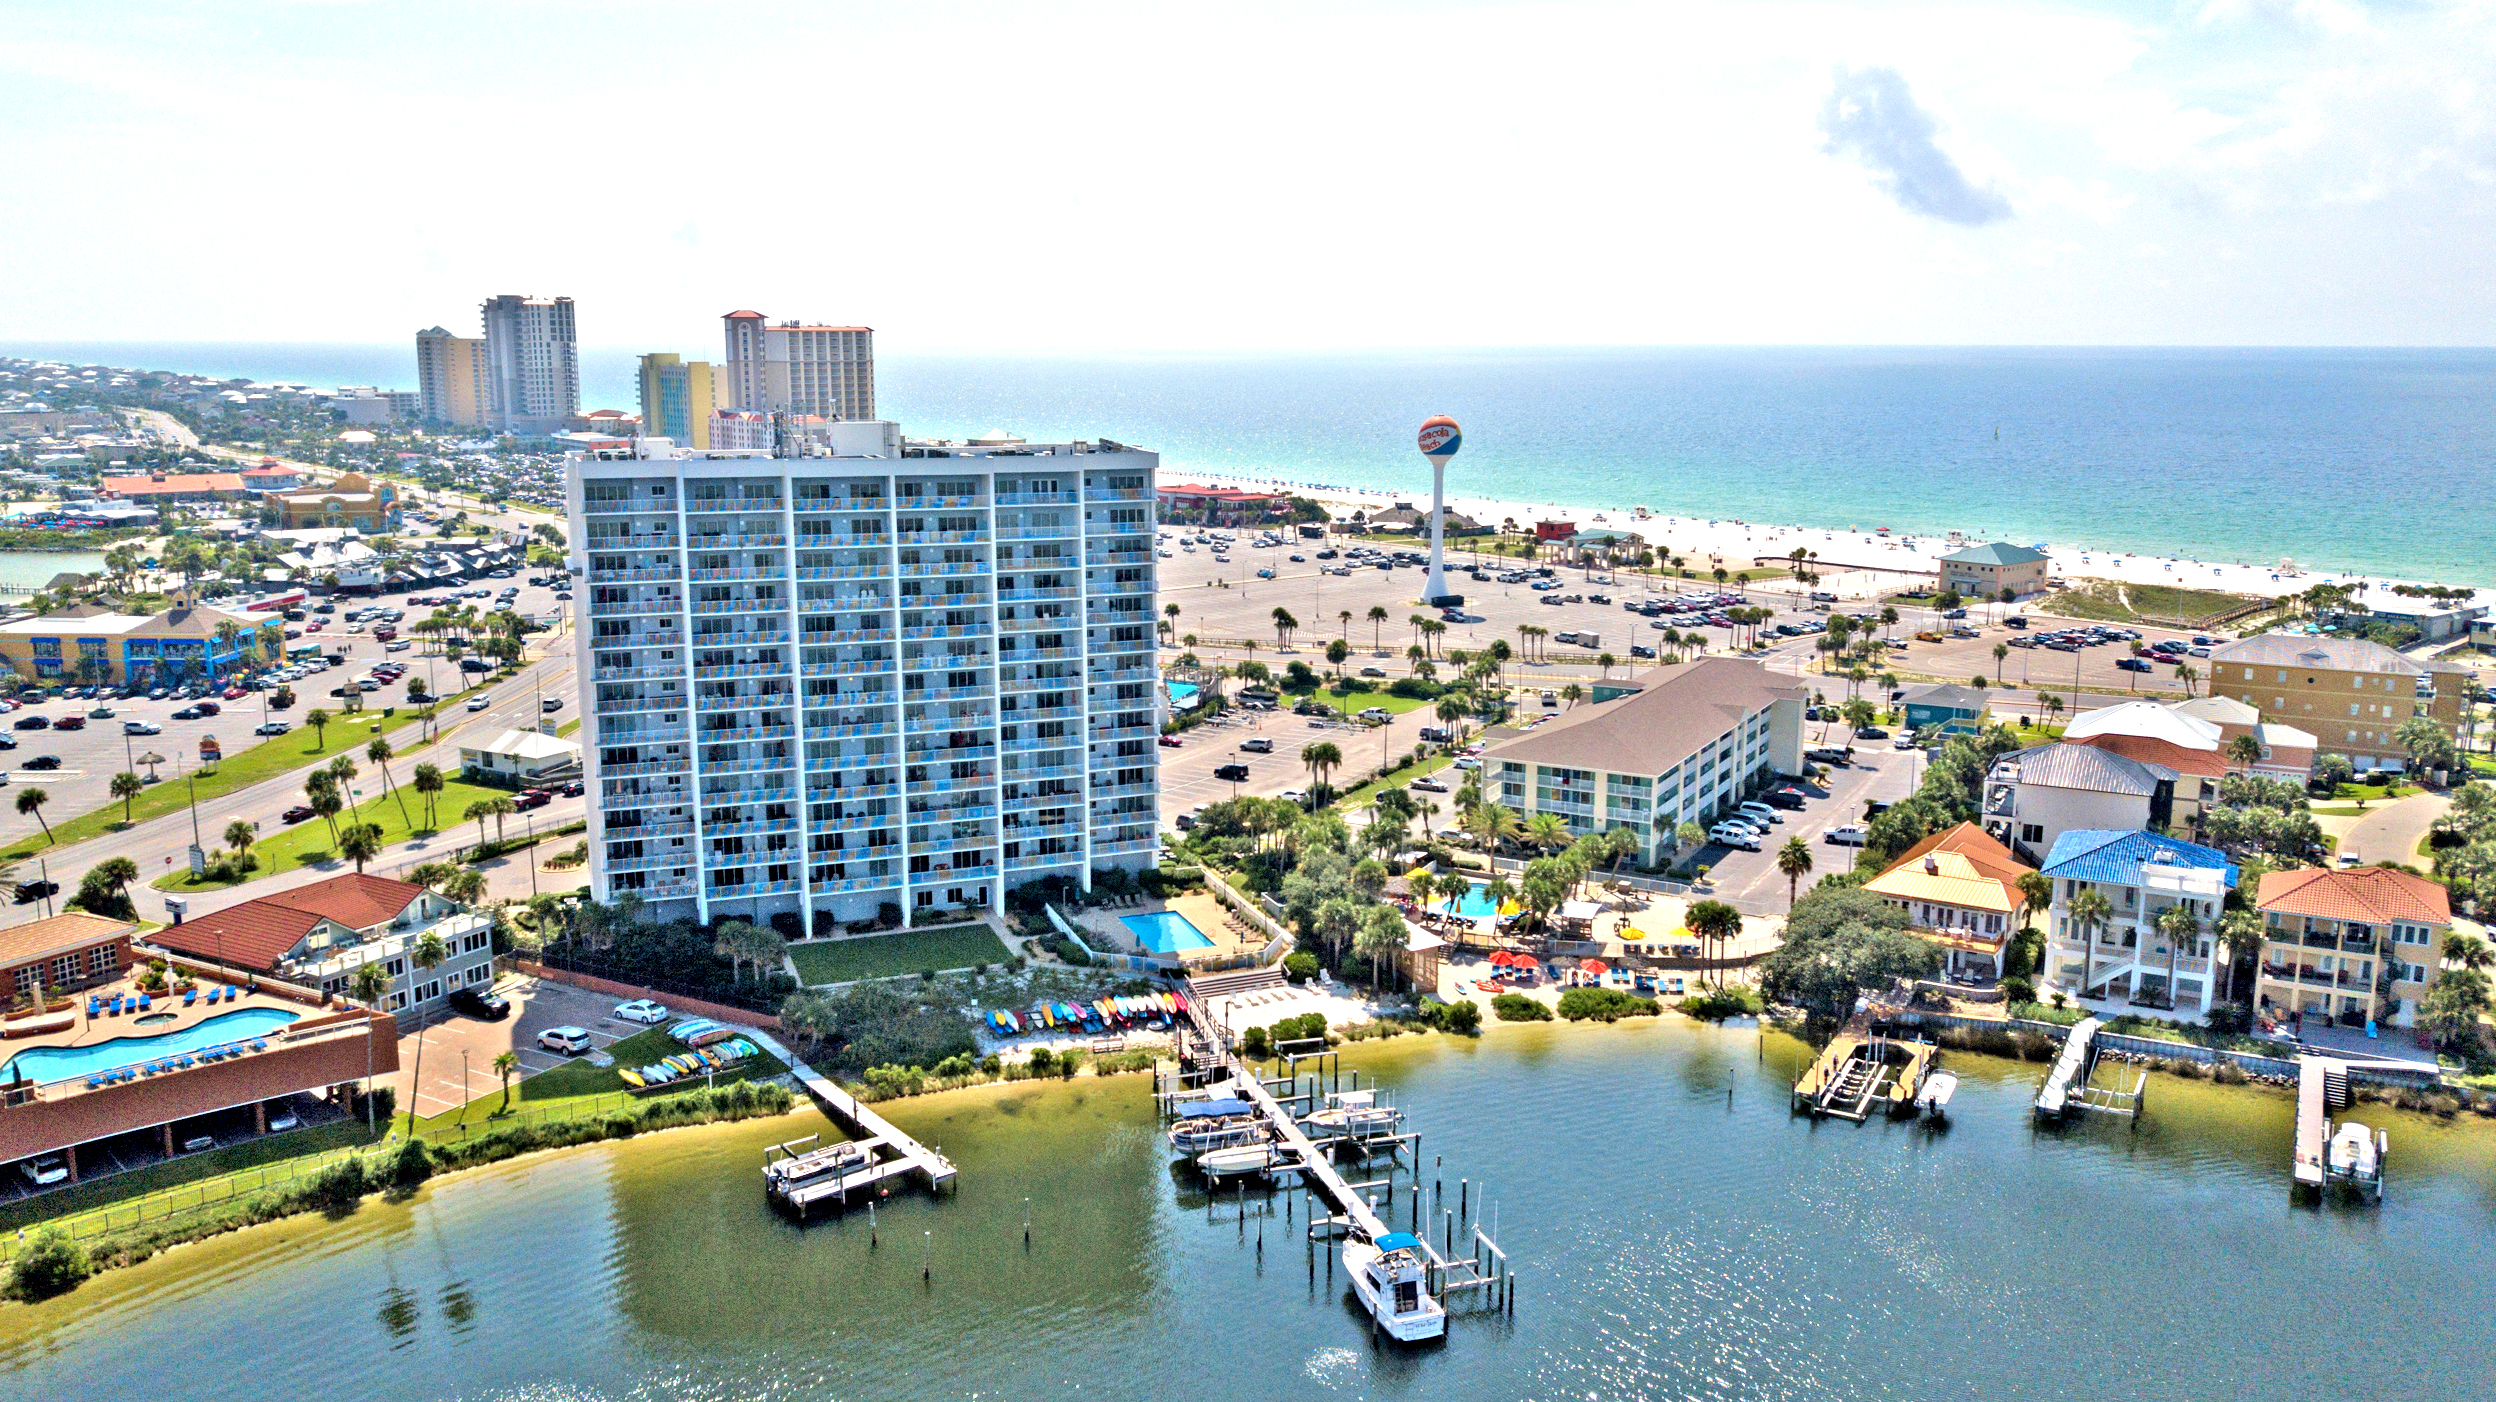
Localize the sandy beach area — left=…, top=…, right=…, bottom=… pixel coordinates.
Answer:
left=1173, top=470, right=2494, bottom=614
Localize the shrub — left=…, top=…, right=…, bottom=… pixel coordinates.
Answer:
left=1269, top=1011, right=1328, bottom=1045
left=301, top=1156, right=371, bottom=1211
left=1556, top=987, right=1660, bottom=1022
left=389, top=1137, right=435, bottom=1188
left=1026, top=1047, right=1055, bottom=1074
left=1491, top=992, right=1551, bottom=1022
left=1679, top=985, right=1763, bottom=1021
left=9, top=1228, right=89, bottom=1301
left=1422, top=998, right=1482, bottom=1035
left=2205, top=1001, right=2253, bottom=1035
left=1240, top=1026, right=1272, bottom=1059
left=1999, top=975, right=2037, bottom=1006
left=1283, top=951, right=1320, bottom=984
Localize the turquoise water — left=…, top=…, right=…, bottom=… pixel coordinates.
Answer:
left=2, top=1006, right=299, bottom=1083
left=13, top=343, right=2494, bottom=583
left=1167, top=680, right=1200, bottom=708
left=1441, top=881, right=1502, bottom=920
left=1121, top=911, right=1214, bottom=953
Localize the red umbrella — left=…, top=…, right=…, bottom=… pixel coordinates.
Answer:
left=1486, top=950, right=1514, bottom=967
left=1580, top=958, right=1610, bottom=976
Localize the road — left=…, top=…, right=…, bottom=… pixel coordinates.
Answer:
left=2338, top=792, right=2450, bottom=867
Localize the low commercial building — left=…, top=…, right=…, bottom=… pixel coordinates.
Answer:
left=2204, top=634, right=2472, bottom=772
left=1156, top=482, right=1291, bottom=524
left=100, top=470, right=247, bottom=503
left=1, top=912, right=138, bottom=1001
left=1937, top=542, right=2049, bottom=599
left=0, top=602, right=283, bottom=686
left=270, top=471, right=404, bottom=532
left=148, top=872, right=496, bottom=1018
left=460, top=727, right=583, bottom=786
left=2041, top=829, right=2237, bottom=1015
left=1481, top=657, right=1806, bottom=867
left=1860, top=823, right=2033, bottom=980
left=2254, top=866, right=2454, bottom=1030
left=1902, top=683, right=1990, bottom=732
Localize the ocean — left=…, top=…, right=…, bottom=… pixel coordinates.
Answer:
left=10, top=342, right=2490, bottom=585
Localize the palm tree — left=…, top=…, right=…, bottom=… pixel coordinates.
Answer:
left=2067, top=887, right=2114, bottom=999
left=1367, top=605, right=1389, bottom=654
left=493, top=1050, right=521, bottom=1114
left=1993, top=642, right=2009, bottom=683
left=2154, top=901, right=2201, bottom=1009
left=223, top=818, right=257, bottom=870
left=1271, top=606, right=1297, bottom=651
left=109, top=770, right=143, bottom=823
left=715, top=918, right=762, bottom=983
left=368, top=736, right=410, bottom=827
left=1595, top=651, right=1617, bottom=681
left=15, top=786, right=53, bottom=844
left=465, top=797, right=500, bottom=849
left=1776, top=835, right=1813, bottom=904
left=1524, top=811, right=1571, bottom=855
left=2215, top=908, right=2265, bottom=1002
left=2015, top=870, right=2053, bottom=933
left=305, top=769, right=344, bottom=847
left=1685, top=898, right=1743, bottom=987
left=2226, top=734, right=2263, bottom=771
left=1559, top=683, right=1584, bottom=709
left=2175, top=662, right=2199, bottom=699
left=304, top=706, right=331, bottom=752
left=445, top=867, right=489, bottom=907
left=338, top=821, right=385, bottom=873
left=1299, top=741, right=1342, bottom=799
left=1355, top=907, right=1406, bottom=992
left=397, top=930, right=450, bottom=1138
left=412, top=763, right=445, bottom=830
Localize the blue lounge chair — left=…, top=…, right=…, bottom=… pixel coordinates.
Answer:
left=178, top=1055, right=194, bottom=1068
left=225, top=986, right=238, bottom=1003
left=250, top=1039, right=267, bottom=1052
left=87, top=997, right=99, bottom=1017
left=183, top=988, right=197, bottom=1005
left=85, top=1076, right=100, bottom=1089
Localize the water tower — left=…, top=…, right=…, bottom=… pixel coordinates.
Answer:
left=1418, top=415, right=1462, bottom=606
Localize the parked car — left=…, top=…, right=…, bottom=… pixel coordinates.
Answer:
left=1709, top=822, right=1763, bottom=851
left=253, top=722, right=290, bottom=737
left=51, top=715, right=84, bottom=731
left=1410, top=776, right=1449, bottom=793
left=557, top=780, right=585, bottom=797
left=1213, top=763, right=1250, bottom=782
left=1853, top=726, right=1889, bottom=739
left=450, top=987, right=511, bottom=1020
left=1359, top=667, right=1387, bottom=678
left=21, top=755, right=59, bottom=771
left=266, top=1108, right=302, bottom=1133
left=1239, top=737, right=1273, bottom=753
left=1737, top=801, right=1784, bottom=826
left=467, top=695, right=492, bottom=711
left=86, top=705, right=114, bottom=719
left=124, top=719, right=163, bottom=735
left=12, top=715, right=47, bottom=730
left=611, top=999, right=669, bottom=1025
left=539, top=1027, right=595, bottom=1055
left=512, top=789, right=552, bottom=811
left=18, top=1154, right=69, bottom=1186
left=1157, top=734, right=1183, bottom=748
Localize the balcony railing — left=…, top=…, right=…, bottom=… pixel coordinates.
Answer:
left=994, top=491, right=1077, bottom=505
left=688, top=567, right=787, bottom=582
left=707, top=878, right=802, bottom=900
left=588, top=597, right=682, bottom=617
left=691, top=662, right=793, bottom=681
left=801, top=658, right=898, bottom=677
left=900, top=561, right=993, bottom=579
left=685, top=533, right=788, bottom=550
left=802, top=627, right=898, bottom=646
left=594, top=664, right=683, bottom=683
left=897, top=494, right=985, bottom=510
left=796, top=565, right=893, bottom=581
left=587, top=566, right=683, bottom=584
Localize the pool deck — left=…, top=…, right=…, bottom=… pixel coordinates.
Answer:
left=1, top=972, right=312, bottom=1081
left=1068, top=892, right=1253, bottom=964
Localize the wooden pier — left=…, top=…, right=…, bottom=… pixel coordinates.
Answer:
left=2032, top=1017, right=2100, bottom=1119
left=746, top=1028, right=956, bottom=1215
left=2293, top=1054, right=2395, bottom=1199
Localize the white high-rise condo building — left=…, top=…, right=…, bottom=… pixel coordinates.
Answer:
left=722, top=310, right=875, bottom=421
left=481, top=294, right=580, bottom=434
left=566, top=427, right=1159, bottom=929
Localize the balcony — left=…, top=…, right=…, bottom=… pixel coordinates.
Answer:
left=797, top=565, right=894, bottom=581
left=1092, top=838, right=1159, bottom=857
left=600, top=758, right=691, bottom=779
left=800, top=658, right=897, bottom=678
left=582, top=533, right=679, bottom=551
left=996, top=524, right=1075, bottom=540
left=796, top=497, right=890, bottom=515
left=913, top=775, right=997, bottom=795
left=900, top=561, right=993, bottom=579
left=994, top=491, right=1077, bottom=505
left=602, top=815, right=694, bottom=839
left=1003, top=822, right=1082, bottom=844
left=1000, top=612, right=1077, bottom=633
left=802, top=627, right=898, bottom=646
left=695, top=723, right=798, bottom=744
left=688, top=566, right=787, bottom=582
left=897, top=529, right=990, bottom=545
left=707, top=879, right=802, bottom=901
left=593, top=664, right=684, bottom=683
left=1089, top=781, right=1155, bottom=800
left=691, top=598, right=785, bottom=616
left=587, top=566, right=682, bottom=584
left=1086, top=550, right=1152, bottom=567
left=691, top=662, right=793, bottom=681
left=600, top=853, right=689, bottom=875
left=794, top=530, right=890, bottom=549
left=686, top=627, right=791, bottom=649
left=1087, top=487, right=1153, bottom=502
left=900, top=623, right=985, bottom=641
left=802, top=720, right=899, bottom=741
left=592, top=695, right=684, bottom=716
left=807, top=780, right=900, bottom=802
left=588, top=597, right=682, bottom=617
left=916, top=862, right=1000, bottom=884
left=698, top=816, right=801, bottom=840
left=685, top=533, right=789, bottom=551
left=812, top=874, right=906, bottom=895
left=910, top=743, right=999, bottom=765
left=1008, top=704, right=1083, bottom=724
left=1003, top=645, right=1078, bottom=662
left=902, top=684, right=995, bottom=706
left=1003, top=734, right=1080, bottom=755
left=897, top=494, right=985, bottom=510
left=997, top=586, right=1079, bottom=603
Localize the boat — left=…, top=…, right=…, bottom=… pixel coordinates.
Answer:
left=2326, top=1120, right=2385, bottom=1197
left=763, top=1139, right=871, bottom=1197
left=1196, top=1140, right=1294, bottom=1179
left=1342, top=1231, right=1447, bottom=1342
left=1302, top=1089, right=1403, bottom=1136
left=1168, top=1099, right=1266, bottom=1153
left=1915, top=1071, right=1958, bottom=1122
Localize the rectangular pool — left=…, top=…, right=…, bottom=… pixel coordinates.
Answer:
left=0, top=1006, right=302, bottom=1086
left=1122, top=912, right=1215, bottom=955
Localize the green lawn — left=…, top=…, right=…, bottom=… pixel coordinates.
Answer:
left=1332, top=753, right=1458, bottom=815
left=787, top=923, right=1011, bottom=985
left=1285, top=686, right=1440, bottom=719
left=411, top=1022, right=785, bottom=1131
left=150, top=776, right=515, bottom=893
left=3, top=678, right=494, bottom=861
left=557, top=717, right=579, bottom=737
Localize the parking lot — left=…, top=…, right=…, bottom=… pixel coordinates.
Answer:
left=383, top=975, right=674, bottom=1120
left=1, top=565, right=579, bottom=855
left=1686, top=738, right=1922, bottom=913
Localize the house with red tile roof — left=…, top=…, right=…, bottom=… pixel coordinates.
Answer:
left=1860, top=823, right=2036, bottom=980
left=2254, top=867, right=2459, bottom=1029
left=151, top=872, right=496, bottom=1018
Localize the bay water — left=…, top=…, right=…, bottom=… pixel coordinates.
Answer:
left=2, top=1020, right=2488, bottom=1402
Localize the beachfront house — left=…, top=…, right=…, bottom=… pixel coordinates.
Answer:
left=148, top=873, right=494, bottom=1018
left=1860, top=822, right=2034, bottom=981
left=2040, top=829, right=2237, bottom=1015
left=1936, top=542, right=2049, bottom=599
left=2071, top=697, right=2317, bottom=785
left=1480, top=657, right=1805, bottom=869
left=1982, top=742, right=2206, bottom=866
left=2254, top=867, right=2456, bottom=1030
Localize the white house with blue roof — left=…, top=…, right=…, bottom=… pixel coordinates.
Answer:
left=2040, top=829, right=2238, bottom=1016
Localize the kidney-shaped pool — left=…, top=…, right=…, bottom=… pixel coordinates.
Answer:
left=1, top=1006, right=301, bottom=1084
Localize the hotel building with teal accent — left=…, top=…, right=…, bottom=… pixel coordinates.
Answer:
left=0, top=603, right=282, bottom=686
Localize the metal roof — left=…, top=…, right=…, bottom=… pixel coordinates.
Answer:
left=2039, top=829, right=2237, bottom=887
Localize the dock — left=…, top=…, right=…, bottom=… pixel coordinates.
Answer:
left=745, top=1027, right=956, bottom=1215
left=2294, top=1055, right=2395, bottom=1199
left=1167, top=983, right=1515, bottom=1333
left=2033, top=1017, right=2100, bottom=1119
left=1790, top=1025, right=1935, bottom=1121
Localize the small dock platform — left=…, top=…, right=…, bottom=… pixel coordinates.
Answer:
left=747, top=1027, right=956, bottom=1215
left=1790, top=1026, right=1935, bottom=1121
left=2294, top=1055, right=2393, bottom=1200
left=2033, top=1017, right=2100, bottom=1120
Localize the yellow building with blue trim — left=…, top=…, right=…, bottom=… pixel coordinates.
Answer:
left=0, top=603, right=284, bottom=687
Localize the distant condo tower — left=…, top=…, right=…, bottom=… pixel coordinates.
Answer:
left=722, top=310, right=875, bottom=422
left=1418, top=415, right=1461, bottom=605
left=414, top=326, right=490, bottom=427
left=480, top=293, right=580, bottom=435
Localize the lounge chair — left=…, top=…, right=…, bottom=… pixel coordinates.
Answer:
left=85, top=1076, right=101, bottom=1089
left=250, top=1039, right=266, bottom=1051
left=183, top=988, right=197, bottom=1006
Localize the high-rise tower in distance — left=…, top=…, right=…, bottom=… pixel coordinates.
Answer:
left=721, top=310, right=874, bottom=421
left=481, top=294, right=579, bottom=434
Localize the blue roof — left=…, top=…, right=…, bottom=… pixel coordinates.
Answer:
left=1375, top=1232, right=1422, bottom=1252
left=2039, top=829, right=2237, bottom=887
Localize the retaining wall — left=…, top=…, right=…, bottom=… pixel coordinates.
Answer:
left=511, top=960, right=782, bottom=1031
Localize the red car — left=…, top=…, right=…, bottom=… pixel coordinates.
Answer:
left=52, top=714, right=85, bottom=731
left=223, top=686, right=246, bottom=700
left=511, top=789, right=552, bottom=811
left=194, top=700, right=221, bottom=716
left=281, top=805, right=316, bottom=823
left=1156, top=734, right=1182, bottom=748
left=304, top=620, right=323, bottom=632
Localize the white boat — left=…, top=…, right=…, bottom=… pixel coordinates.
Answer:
left=1342, top=1232, right=1447, bottom=1342
left=1196, top=1141, right=1294, bottom=1179
left=1301, top=1089, right=1403, bottom=1136
left=2327, top=1121, right=2382, bottom=1182
left=1169, top=1097, right=1266, bottom=1153
left=1915, top=1072, right=1958, bottom=1121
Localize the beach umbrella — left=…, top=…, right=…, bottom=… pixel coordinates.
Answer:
left=1581, top=959, right=1610, bottom=976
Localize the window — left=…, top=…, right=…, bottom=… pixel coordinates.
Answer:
left=416, top=981, right=443, bottom=1003
left=87, top=945, right=115, bottom=976
left=2020, top=823, right=2043, bottom=844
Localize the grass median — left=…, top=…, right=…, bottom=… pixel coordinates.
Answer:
left=149, top=776, right=517, bottom=893
left=788, top=923, right=1011, bottom=985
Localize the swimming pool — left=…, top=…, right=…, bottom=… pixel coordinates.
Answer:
left=1122, top=911, right=1215, bottom=955
left=1, top=1006, right=302, bottom=1085
left=1439, top=882, right=1504, bottom=920
left=1167, top=680, right=1202, bottom=711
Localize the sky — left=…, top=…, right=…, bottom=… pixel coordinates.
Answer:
left=1, top=0, right=2491, bottom=355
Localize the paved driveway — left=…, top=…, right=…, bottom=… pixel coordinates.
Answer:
left=382, top=977, right=651, bottom=1119
left=1692, top=744, right=1920, bottom=914
left=2338, top=792, right=2451, bottom=867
